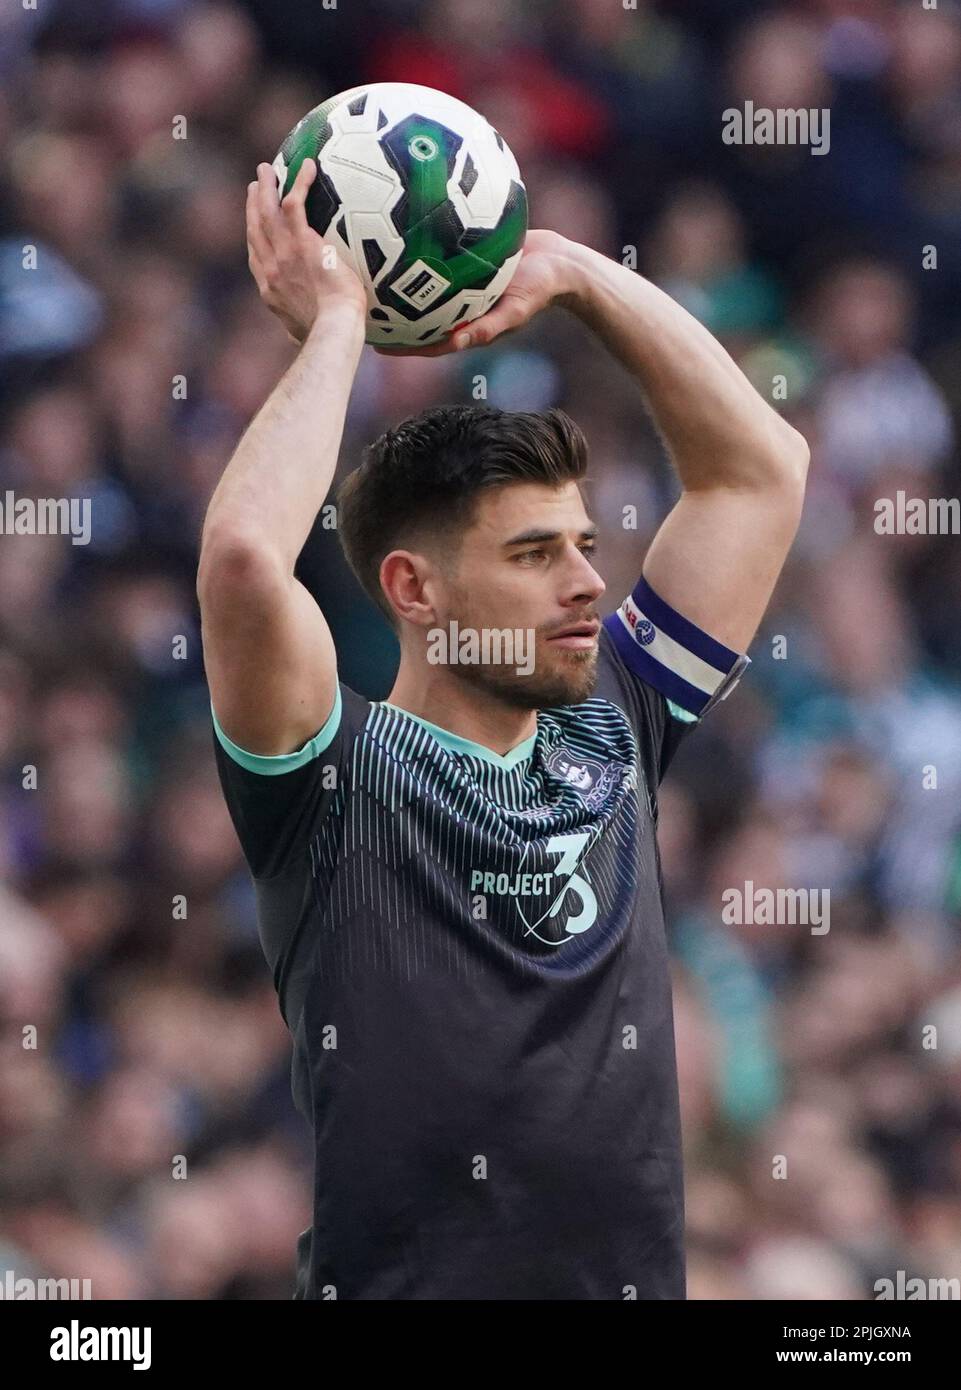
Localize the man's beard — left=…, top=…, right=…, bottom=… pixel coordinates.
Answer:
left=447, top=638, right=599, bottom=711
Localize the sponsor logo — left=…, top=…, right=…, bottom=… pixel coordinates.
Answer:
left=621, top=597, right=657, bottom=647
left=470, top=831, right=599, bottom=944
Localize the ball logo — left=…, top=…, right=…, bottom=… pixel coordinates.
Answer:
left=409, top=135, right=439, bottom=162
left=393, top=259, right=452, bottom=309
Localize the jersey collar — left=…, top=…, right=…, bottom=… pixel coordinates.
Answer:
left=379, top=702, right=537, bottom=770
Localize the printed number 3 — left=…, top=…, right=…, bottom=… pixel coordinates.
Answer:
left=546, top=832, right=598, bottom=935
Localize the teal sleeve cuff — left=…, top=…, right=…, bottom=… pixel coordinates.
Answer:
left=211, top=686, right=343, bottom=775
left=666, top=698, right=700, bottom=725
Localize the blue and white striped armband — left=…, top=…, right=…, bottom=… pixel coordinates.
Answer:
left=602, top=576, right=750, bottom=719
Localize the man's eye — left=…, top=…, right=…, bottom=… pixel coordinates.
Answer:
left=516, top=549, right=547, bottom=562
left=580, top=543, right=598, bottom=557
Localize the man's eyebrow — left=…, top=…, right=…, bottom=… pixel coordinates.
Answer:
left=502, top=524, right=599, bottom=547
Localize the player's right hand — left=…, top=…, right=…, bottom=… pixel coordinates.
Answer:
left=246, top=159, right=367, bottom=345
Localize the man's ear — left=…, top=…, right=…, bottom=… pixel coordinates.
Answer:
left=380, top=549, right=440, bottom=628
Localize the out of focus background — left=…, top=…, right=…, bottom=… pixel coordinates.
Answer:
left=1, top=0, right=961, bottom=1300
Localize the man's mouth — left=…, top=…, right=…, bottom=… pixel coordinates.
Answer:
left=545, top=620, right=600, bottom=651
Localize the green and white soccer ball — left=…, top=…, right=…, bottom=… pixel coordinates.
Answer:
left=273, top=82, right=528, bottom=346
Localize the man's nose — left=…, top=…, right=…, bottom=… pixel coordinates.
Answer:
left=568, top=548, right=606, bottom=602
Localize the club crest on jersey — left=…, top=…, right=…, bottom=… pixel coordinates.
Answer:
left=546, top=746, right=627, bottom=812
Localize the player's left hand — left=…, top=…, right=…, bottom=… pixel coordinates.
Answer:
left=373, top=229, right=579, bottom=357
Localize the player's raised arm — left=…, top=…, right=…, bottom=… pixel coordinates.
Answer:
left=396, top=230, right=809, bottom=656
left=197, top=159, right=367, bottom=756
left=558, top=241, right=809, bottom=654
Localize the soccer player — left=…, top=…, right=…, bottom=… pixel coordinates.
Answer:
left=198, top=160, right=808, bottom=1299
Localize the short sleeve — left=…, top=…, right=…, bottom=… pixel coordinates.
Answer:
left=598, top=576, right=750, bottom=786
left=211, top=682, right=371, bottom=879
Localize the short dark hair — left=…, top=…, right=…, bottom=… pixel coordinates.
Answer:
left=337, top=404, right=588, bottom=624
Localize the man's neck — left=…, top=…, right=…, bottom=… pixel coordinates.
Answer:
left=385, top=668, right=537, bottom=757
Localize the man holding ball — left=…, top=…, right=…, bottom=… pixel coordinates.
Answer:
left=199, top=156, right=807, bottom=1299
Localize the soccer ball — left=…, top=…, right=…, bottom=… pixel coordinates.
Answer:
left=272, top=83, right=528, bottom=347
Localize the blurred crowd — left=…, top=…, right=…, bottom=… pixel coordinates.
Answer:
left=1, top=0, right=961, bottom=1299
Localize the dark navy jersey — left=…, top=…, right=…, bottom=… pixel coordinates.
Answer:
left=211, top=577, right=747, bottom=1300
